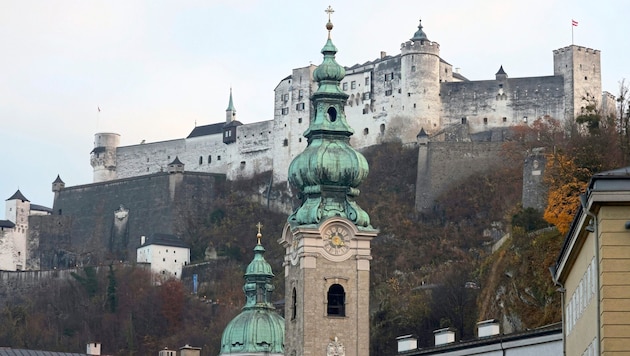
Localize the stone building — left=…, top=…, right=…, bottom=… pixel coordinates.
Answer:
left=551, top=167, right=630, bottom=355
left=88, top=18, right=607, bottom=199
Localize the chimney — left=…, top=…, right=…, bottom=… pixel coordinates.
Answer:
left=380, top=51, right=387, bottom=59
left=434, top=327, right=456, bottom=346
left=141, top=236, right=146, bottom=245
left=477, top=319, right=500, bottom=338
left=86, top=342, right=101, bottom=355
left=396, top=335, right=418, bottom=353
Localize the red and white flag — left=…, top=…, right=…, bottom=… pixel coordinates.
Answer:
left=572, top=19, right=578, bottom=27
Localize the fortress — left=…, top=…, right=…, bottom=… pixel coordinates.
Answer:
left=90, top=20, right=605, bottom=187
left=1, top=19, right=609, bottom=273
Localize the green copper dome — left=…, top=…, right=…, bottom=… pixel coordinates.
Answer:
left=219, top=232, right=284, bottom=355
left=287, top=16, right=372, bottom=229
left=410, top=19, right=429, bottom=42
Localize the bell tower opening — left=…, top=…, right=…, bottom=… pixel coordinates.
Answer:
left=327, top=284, right=346, bottom=316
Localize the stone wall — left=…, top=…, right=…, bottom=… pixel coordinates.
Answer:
left=29, top=172, right=224, bottom=269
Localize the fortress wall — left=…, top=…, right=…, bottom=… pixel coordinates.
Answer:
left=441, top=76, right=566, bottom=132
left=37, top=173, right=223, bottom=269
left=416, top=141, right=506, bottom=211
left=116, top=139, right=187, bottom=179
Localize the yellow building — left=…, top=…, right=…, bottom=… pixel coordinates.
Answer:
left=552, top=167, right=630, bottom=355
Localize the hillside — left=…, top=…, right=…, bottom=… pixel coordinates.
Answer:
left=0, top=142, right=562, bottom=355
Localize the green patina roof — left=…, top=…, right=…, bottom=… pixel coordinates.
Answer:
left=226, top=88, right=236, bottom=112
left=287, top=16, right=372, bottom=230
left=410, top=19, right=429, bottom=42
left=219, top=233, right=284, bottom=355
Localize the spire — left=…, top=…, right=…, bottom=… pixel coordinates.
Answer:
left=495, top=65, right=508, bottom=80
left=226, top=88, right=236, bottom=123
left=410, top=19, right=429, bottom=42
left=219, top=224, right=284, bottom=355
left=287, top=6, right=372, bottom=229
left=7, top=189, right=29, bottom=202
left=52, top=175, right=65, bottom=193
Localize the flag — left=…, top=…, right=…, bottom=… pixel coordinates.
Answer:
left=572, top=19, right=578, bottom=27
left=98, top=106, right=101, bottom=112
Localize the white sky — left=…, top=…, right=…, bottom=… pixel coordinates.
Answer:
left=2, top=0, right=628, bottom=208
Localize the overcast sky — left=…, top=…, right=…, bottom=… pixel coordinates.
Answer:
left=2, top=0, right=628, bottom=208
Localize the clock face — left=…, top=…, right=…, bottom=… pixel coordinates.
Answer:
left=323, top=226, right=351, bottom=255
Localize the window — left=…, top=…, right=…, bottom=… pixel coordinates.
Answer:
left=380, top=124, right=385, bottom=134
left=365, top=77, right=370, bottom=86
left=503, top=117, right=507, bottom=123
left=199, top=156, right=203, bottom=164
left=282, top=93, right=289, bottom=101
left=342, top=82, right=348, bottom=91
left=217, top=155, right=221, bottom=161
left=208, top=155, right=211, bottom=164
left=298, top=118, right=302, bottom=124
left=363, top=92, right=370, bottom=100
left=363, top=128, right=369, bottom=135
left=483, top=117, right=488, bottom=125
left=283, top=138, right=289, bottom=147
left=385, top=89, right=392, bottom=96
left=461, top=117, right=467, bottom=124
left=327, top=107, right=337, bottom=122
left=327, top=284, right=345, bottom=316
left=147, top=158, right=150, bottom=162
left=224, top=130, right=231, bottom=138
left=296, top=103, right=305, bottom=111
left=384, top=73, right=394, bottom=81
left=298, top=89, right=304, bottom=99
left=411, top=65, right=416, bottom=72
left=351, top=81, right=356, bottom=89
left=281, top=107, right=289, bottom=115
left=291, top=288, right=297, bottom=320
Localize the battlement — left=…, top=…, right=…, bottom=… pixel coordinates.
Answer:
left=553, top=45, right=600, bottom=55
left=400, top=40, right=440, bottom=55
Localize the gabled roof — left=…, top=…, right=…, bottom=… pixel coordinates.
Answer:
left=140, top=233, right=189, bottom=249
left=187, top=122, right=225, bottom=138
left=7, top=189, right=29, bottom=202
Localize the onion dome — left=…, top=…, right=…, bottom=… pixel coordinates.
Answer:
left=219, top=227, right=284, bottom=355
left=287, top=9, right=372, bottom=229
left=410, top=19, right=429, bottom=42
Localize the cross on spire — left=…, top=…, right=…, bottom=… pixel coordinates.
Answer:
left=256, top=222, right=263, bottom=244
left=325, top=5, right=334, bottom=38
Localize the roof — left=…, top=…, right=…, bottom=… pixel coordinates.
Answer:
left=0, top=349, right=88, bottom=355
left=187, top=122, right=225, bottom=138
left=401, top=323, right=561, bottom=355
left=496, top=65, right=507, bottom=75
left=90, top=146, right=106, bottom=154
left=30, top=204, right=53, bottom=213
left=53, top=175, right=65, bottom=184
left=140, top=233, right=189, bottom=249
left=169, top=156, right=184, bottom=165
left=0, top=220, right=15, bottom=228
left=7, top=189, right=29, bottom=202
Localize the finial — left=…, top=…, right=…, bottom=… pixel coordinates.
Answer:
left=325, top=5, right=334, bottom=38
left=256, top=222, right=263, bottom=244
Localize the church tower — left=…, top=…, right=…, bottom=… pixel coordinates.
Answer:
left=279, top=7, right=377, bottom=356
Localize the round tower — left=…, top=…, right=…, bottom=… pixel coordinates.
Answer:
left=400, top=19, right=441, bottom=137
left=90, top=132, right=120, bottom=183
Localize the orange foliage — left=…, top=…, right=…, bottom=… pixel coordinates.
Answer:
left=543, top=153, right=587, bottom=235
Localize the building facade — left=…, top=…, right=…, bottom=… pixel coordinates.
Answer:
left=88, top=19, right=605, bottom=192
left=552, top=167, right=630, bottom=355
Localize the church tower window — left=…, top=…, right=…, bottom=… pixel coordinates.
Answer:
left=291, top=287, right=297, bottom=320
left=327, top=284, right=346, bottom=316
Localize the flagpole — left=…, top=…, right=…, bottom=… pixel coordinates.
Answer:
left=572, top=23, right=574, bottom=45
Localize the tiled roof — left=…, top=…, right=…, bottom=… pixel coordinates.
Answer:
left=140, top=233, right=189, bottom=249
left=187, top=123, right=225, bottom=138
left=0, top=220, right=15, bottom=228
left=7, top=190, right=29, bottom=202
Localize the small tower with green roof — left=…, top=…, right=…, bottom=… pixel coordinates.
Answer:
left=279, top=7, right=377, bottom=356
left=219, top=223, right=284, bottom=356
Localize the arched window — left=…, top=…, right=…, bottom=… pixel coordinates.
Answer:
left=208, top=155, right=211, bottom=164
left=380, top=124, right=385, bottom=134
left=199, top=156, right=203, bottom=164
left=327, top=284, right=345, bottom=316
left=327, top=107, right=337, bottom=122
left=291, top=287, right=297, bottom=320
left=363, top=128, right=369, bottom=135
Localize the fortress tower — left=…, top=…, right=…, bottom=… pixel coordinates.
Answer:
left=90, top=132, right=120, bottom=183
left=279, top=9, right=377, bottom=356
left=400, top=20, right=441, bottom=135
left=553, top=45, right=602, bottom=122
